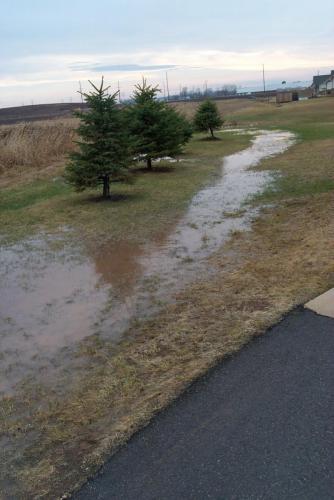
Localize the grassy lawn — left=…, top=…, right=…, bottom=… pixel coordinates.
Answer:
left=231, top=96, right=334, bottom=139
left=236, top=100, right=334, bottom=202
left=1, top=97, right=334, bottom=498
left=0, top=131, right=250, bottom=245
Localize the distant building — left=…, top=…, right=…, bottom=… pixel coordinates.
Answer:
left=325, top=72, right=334, bottom=94
left=311, top=70, right=334, bottom=94
left=276, top=91, right=299, bottom=104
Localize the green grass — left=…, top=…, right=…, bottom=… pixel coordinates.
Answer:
left=230, top=97, right=334, bottom=141
left=289, top=123, right=334, bottom=141
left=2, top=96, right=334, bottom=499
left=0, top=180, right=71, bottom=211
left=0, top=131, right=251, bottom=245
left=229, top=97, right=334, bottom=202
left=2, top=98, right=333, bottom=246
left=254, top=175, right=334, bottom=202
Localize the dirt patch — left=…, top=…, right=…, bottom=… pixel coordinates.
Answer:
left=0, top=103, right=87, bottom=125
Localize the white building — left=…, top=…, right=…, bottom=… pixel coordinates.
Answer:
left=311, top=70, right=334, bottom=94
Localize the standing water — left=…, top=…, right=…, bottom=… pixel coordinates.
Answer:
left=0, top=130, right=295, bottom=393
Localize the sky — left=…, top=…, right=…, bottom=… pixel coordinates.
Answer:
left=1, top=0, right=333, bottom=107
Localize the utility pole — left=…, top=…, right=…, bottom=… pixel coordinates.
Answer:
left=262, top=64, right=270, bottom=102
left=262, top=64, right=266, bottom=95
left=79, top=81, right=84, bottom=103
left=165, top=72, right=170, bottom=101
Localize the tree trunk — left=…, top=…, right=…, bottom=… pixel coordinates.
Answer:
left=102, top=175, right=110, bottom=198
left=209, top=127, right=215, bottom=139
left=147, top=157, right=153, bottom=170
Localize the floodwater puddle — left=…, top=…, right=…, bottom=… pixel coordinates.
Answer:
left=0, top=130, right=295, bottom=393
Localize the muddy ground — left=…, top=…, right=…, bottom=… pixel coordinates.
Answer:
left=0, top=97, right=333, bottom=498
left=0, top=130, right=294, bottom=395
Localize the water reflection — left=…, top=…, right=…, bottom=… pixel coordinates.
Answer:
left=0, top=130, right=295, bottom=393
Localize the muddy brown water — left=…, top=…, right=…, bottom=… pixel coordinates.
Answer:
left=0, top=130, right=295, bottom=394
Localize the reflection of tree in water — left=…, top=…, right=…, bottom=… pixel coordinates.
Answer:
left=91, top=240, right=145, bottom=294
left=90, top=223, right=177, bottom=297
left=0, top=131, right=296, bottom=396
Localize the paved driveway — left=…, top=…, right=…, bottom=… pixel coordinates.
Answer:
left=75, top=308, right=334, bottom=500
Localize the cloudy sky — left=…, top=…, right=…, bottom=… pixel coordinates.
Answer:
left=1, top=0, right=333, bottom=106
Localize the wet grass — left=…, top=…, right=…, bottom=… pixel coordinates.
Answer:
left=230, top=97, right=334, bottom=140
left=231, top=97, right=334, bottom=204
left=0, top=131, right=251, bottom=245
left=0, top=180, right=71, bottom=211
left=1, top=97, right=334, bottom=498
left=255, top=175, right=334, bottom=202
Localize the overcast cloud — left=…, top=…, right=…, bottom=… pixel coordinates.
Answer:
left=1, top=0, right=333, bottom=106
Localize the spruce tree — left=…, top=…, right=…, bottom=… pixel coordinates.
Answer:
left=127, top=79, right=192, bottom=170
left=65, top=77, right=131, bottom=198
left=194, top=99, right=224, bottom=139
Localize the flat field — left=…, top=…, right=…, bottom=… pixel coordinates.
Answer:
left=1, top=97, right=333, bottom=498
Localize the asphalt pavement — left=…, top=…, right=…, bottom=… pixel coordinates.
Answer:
left=75, top=308, right=334, bottom=500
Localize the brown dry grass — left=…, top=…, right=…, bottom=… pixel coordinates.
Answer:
left=0, top=118, right=78, bottom=186
left=0, top=99, right=252, bottom=175
left=3, top=137, right=334, bottom=498
left=170, top=98, right=262, bottom=121
left=6, top=188, right=334, bottom=499
left=0, top=100, right=249, bottom=188
left=1, top=98, right=334, bottom=498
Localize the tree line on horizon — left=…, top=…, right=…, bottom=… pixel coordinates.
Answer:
left=65, top=78, right=224, bottom=198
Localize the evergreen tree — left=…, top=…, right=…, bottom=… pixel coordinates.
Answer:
left=65, top=77, right=131, bottom=198
left=127, top=79, right=192, bottom=170
left=193, top=99, right=224, bottom=139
